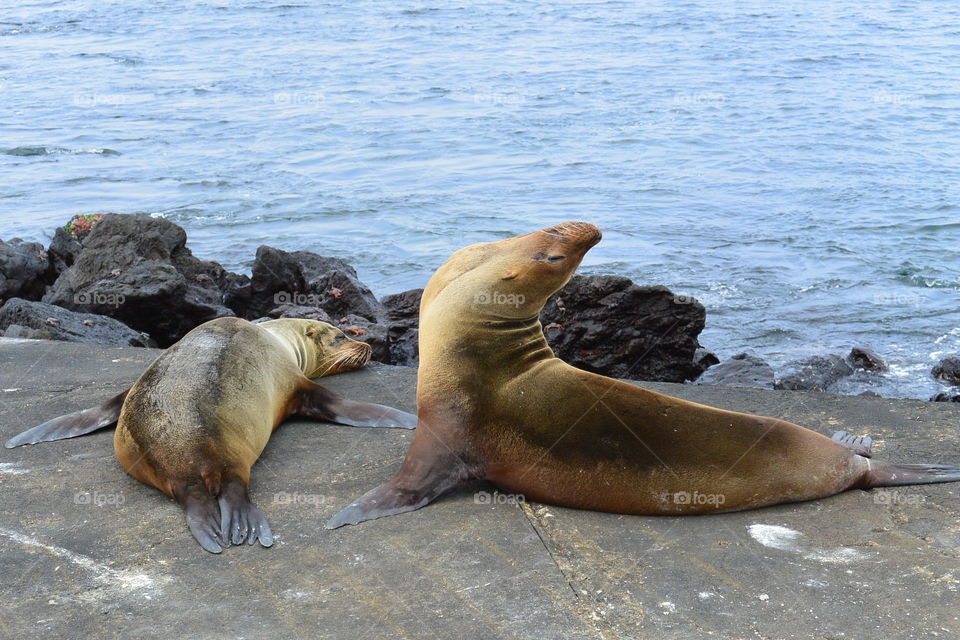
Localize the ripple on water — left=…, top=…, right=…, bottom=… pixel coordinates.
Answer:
left=1, top=0, right=958, bottom=398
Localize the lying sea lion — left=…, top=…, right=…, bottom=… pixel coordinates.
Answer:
left=6, top=317, right=416, bottom=552
left=326, top=222, right=960, bottom=528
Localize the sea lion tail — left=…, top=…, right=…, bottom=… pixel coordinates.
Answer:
left=4, top=389, right=130, bottom=448
left=862, top=462, right=960, bottom=488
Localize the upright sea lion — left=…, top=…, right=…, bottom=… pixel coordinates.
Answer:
left=327, top=222, right=960, bottom=528
left=6, top=317, right=416, bottom=552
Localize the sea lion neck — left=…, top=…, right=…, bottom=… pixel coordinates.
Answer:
left=480, top=315, right=555, bottom=368
left=260, top=324, right=316, bottom=376
left=421, top=307, right=554, bottom=370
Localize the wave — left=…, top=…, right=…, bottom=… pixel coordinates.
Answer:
left=3, top=146, right=121, bottom=157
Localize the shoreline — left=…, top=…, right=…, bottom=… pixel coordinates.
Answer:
left=1, top=213, right=958, bottom=402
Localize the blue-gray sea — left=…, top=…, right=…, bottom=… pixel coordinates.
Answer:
left=2, top=1, right=958, bottom=399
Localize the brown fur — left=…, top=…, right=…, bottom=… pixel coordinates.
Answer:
left=114, top=317, right=370, bottom=498
left=414, top=221, right=867, bottom=514
left=327, top=222, right=889, bottom=530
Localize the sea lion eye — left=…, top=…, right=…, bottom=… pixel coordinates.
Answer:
left=531, top=253, right=565, bottom=262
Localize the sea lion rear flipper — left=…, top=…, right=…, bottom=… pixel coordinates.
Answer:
left=182, top=489, right=225, bottom=554
left=177, top=475, right=273, bottom=553
left=832, top=430, right=873, bottom=457
left=4, top=388, right=130, bottom=448
left=217, top=479, right=274, bottom=549
left=293, top=381, right=418, bottom=429
left=326, top=436, right=477, bottom=529
left=862, top=462, right=960, bottom=488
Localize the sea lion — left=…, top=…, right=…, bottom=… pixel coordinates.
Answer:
left=6, top=317, right=417, bottom=552
left=326, top=221, right=960, bottom=528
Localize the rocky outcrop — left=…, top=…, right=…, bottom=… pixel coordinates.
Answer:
left=249, top=246, right=383, bottom=321
left=774, top=355, right=854, bottom=392
left=847, top=347, right=888, bottom=372
left=695, top=353, right=776, bottom=390
left=42, top=214, right=238, bottom=347
left=0, top=297, right=153, bottom=347
left=335, top=314, right=389, bottom=363
left=931, top=392, right=960, bottom=403
left=932, top=357, right=960, bottom=386
left=693, top=348, right=720, bottom=372
left=263, top=304, right=333, bottom=322
left=47, top=226, right=83, bottom=277
left=540, top=275, right=707, bottom=382
left=0, top=238, right=51, bottom=301
left=381, top=289, right=422, bottom=366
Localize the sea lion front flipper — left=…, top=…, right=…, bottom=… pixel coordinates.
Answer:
left=4, top=388, right=130, bottom=449
left=293, top=381, right=418, bottom=429
left=326, top=433, right=479, bottom=529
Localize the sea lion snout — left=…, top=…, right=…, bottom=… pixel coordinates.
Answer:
left=317, top=336, right=371, bottom=376
left=541, top=221, right=602, bottom=249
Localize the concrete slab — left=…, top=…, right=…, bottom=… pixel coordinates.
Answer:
left=1, top=340, right=958, bottom=639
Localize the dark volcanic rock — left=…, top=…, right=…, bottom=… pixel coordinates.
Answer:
left=382, top=289, right=421, bottom=326
left=47, top=226, right=83, bottom=277
left=931, top=392, right=960, bottom=403
left=334, top=314, right=389, bottom=363
left=693, top=348, right=720, bottom=371
left=847, top=347, right=888, bottom=372
left=249, top=246, right=383, bottom=321
left=0, top=238, right=51, bottom=301
left=265, top=304, right=333, bottom=322
left=382, top=288, right=423, bottom=366
left=540, top=275, right=707, bottom=382
left=0, top=297, right=153, bottom=347
left=387, top=328, right=419, bottom=367
left=774, top=354, right=854, bottom=392
left=695, top=352, right=775, bottom=390
left=932, top=357, right=960, bottom=386
left=42, top=214, right=238, bottom=347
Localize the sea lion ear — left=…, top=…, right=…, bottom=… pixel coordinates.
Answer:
left=501, top=270, right=518, bottom=281
left=306, top=327, right=317, bottom=338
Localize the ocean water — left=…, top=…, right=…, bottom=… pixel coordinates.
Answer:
left=1, top=1, right=958, bottom=398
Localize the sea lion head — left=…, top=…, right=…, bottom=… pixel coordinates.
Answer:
left=424, top=221, right=602, bottom=320
left=259, top=319, right=372, bottom=377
